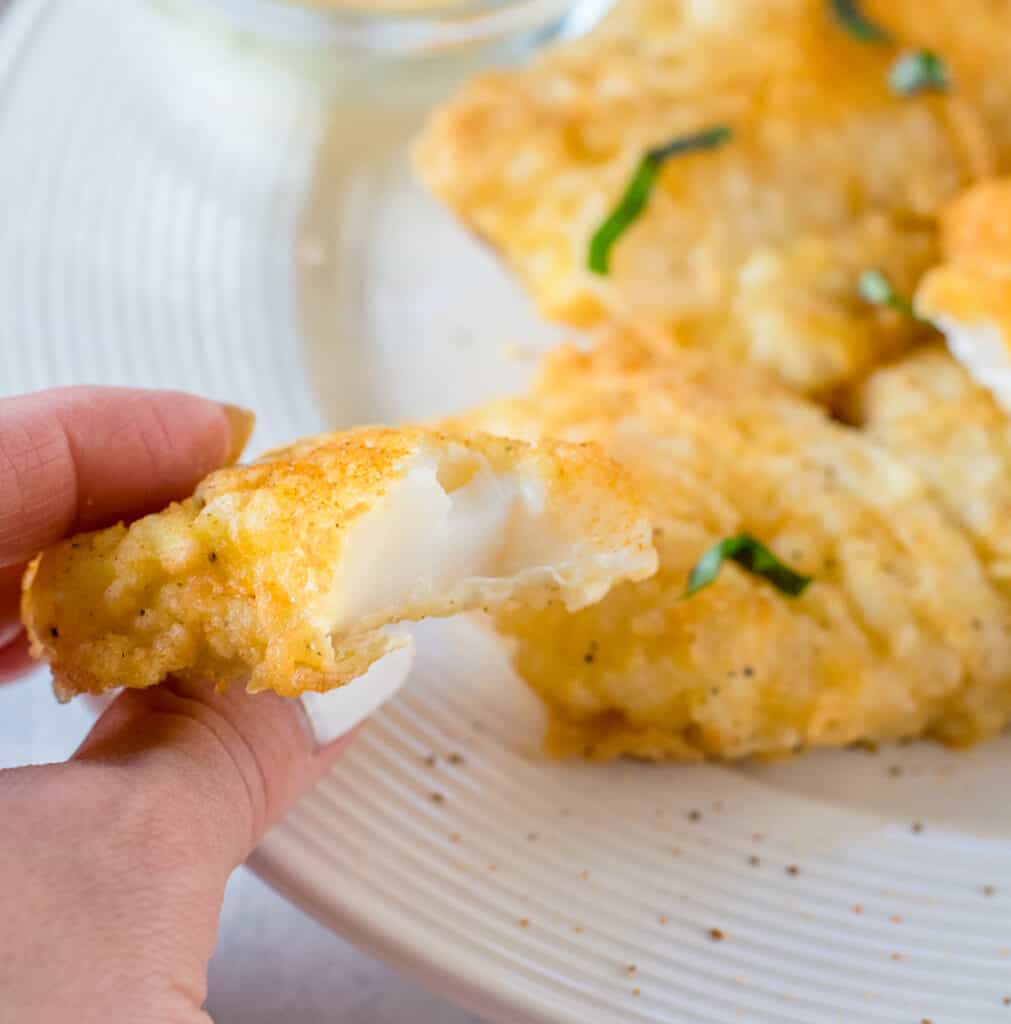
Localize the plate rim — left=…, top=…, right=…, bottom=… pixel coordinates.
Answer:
left=250, top=834, right=582, bottom=1024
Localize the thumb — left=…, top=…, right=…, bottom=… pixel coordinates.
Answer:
left=65, top=678, right=363, bottom=1017
left=11, top=627, right=410, bottom=1021
left=74, top=680, right=352, bottom=878
left=72, top=638, right=412, bottom=876
left=73, top=642, right=412, bottom=874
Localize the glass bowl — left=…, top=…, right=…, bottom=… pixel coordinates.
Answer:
left=198, top=0, right=614, bottom=55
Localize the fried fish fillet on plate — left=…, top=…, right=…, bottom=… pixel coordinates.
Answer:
left=914, top=178, right=1011, bottom=411
left=452, top=336, right=1011, bottom=760
left=856, top=345, right=1011, bottom=585
left=884, top=2, right=1011, bottom=169
left=22, top=427, right=656, bottom=701
left=416, top=0, right=992, bottom=395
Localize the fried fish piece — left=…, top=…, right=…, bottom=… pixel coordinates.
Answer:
left=915, top=178, right=1011, bottom=411
left=22, top=427, right=656, bottom=701
left=884, top=2, right=1011, bottom=169
left=416, top=0, right=993, bottom=394
left=454, top=335, right=1011, bottom=759
left=856, top=345, right=1011, bottom=585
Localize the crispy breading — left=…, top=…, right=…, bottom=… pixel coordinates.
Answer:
left=856, top=345, right=1011, bottom=585
left=22, top=427, right=656, bottom=701
left=884, top=1, right=1011, bottom=168
left=453, top=335, right=1011, bottom=759
left=915, top=178, right=1011, bottom=411
left=416, top=0, right=995, bottom=394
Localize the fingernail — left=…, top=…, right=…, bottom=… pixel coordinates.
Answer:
left=221, top=404, right=256, bottom=465
left=299, top=639, right=415, bottom=749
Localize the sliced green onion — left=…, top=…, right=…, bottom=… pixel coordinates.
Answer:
left=588, top=125, right=732, bottom=275
left=830, top=0, right=891, bottom=43
left=683, top=535, right=812, bottom=599
left=858, top=269, right=919, bottom=319
left=889, top=50, right=950, bottom=95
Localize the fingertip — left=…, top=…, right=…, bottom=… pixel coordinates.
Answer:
left=74, top=675, right=358, bottom=870
left=0, top=387, right=258, bottom=566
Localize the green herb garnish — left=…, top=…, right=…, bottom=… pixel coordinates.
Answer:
left=830, top=0, right=891, bottom=43
left=684, top=535, right=812, bottom=599
left=889, top=50, right=950, bottom=95
left=858, top=269, right=918, bottom=319
left=588, top=125, right=732, bottom=275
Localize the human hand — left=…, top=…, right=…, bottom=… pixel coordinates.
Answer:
left=0, top=388, right=355, bottom=1023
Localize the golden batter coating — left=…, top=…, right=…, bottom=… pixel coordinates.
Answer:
left=454, top=336, right=1011, bottom=760
left=416, top=0, right=995, bottom=394
left=856, top=345, right=1011, bottom=586
left=22, top=427, right=656, bottom=701
left=883, top=1, right=1011, bottom=169
left=915, top=177, right=1011, bottom=411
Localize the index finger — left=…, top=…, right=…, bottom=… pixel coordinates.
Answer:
left=0, top=387, right=253, bottom=684
left=0, top=387, right=252, bottom=567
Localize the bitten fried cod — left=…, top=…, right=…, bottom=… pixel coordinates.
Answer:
left=22, top=427, right=656, bottom=701
left=454, top=337, right=1011, bottom=760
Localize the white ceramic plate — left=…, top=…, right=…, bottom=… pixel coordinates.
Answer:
left=5, top=2, right=1011, bottom=1022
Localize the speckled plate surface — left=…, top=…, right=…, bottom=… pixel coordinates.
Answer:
left=4, top=2, right=1011, bottom=1021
